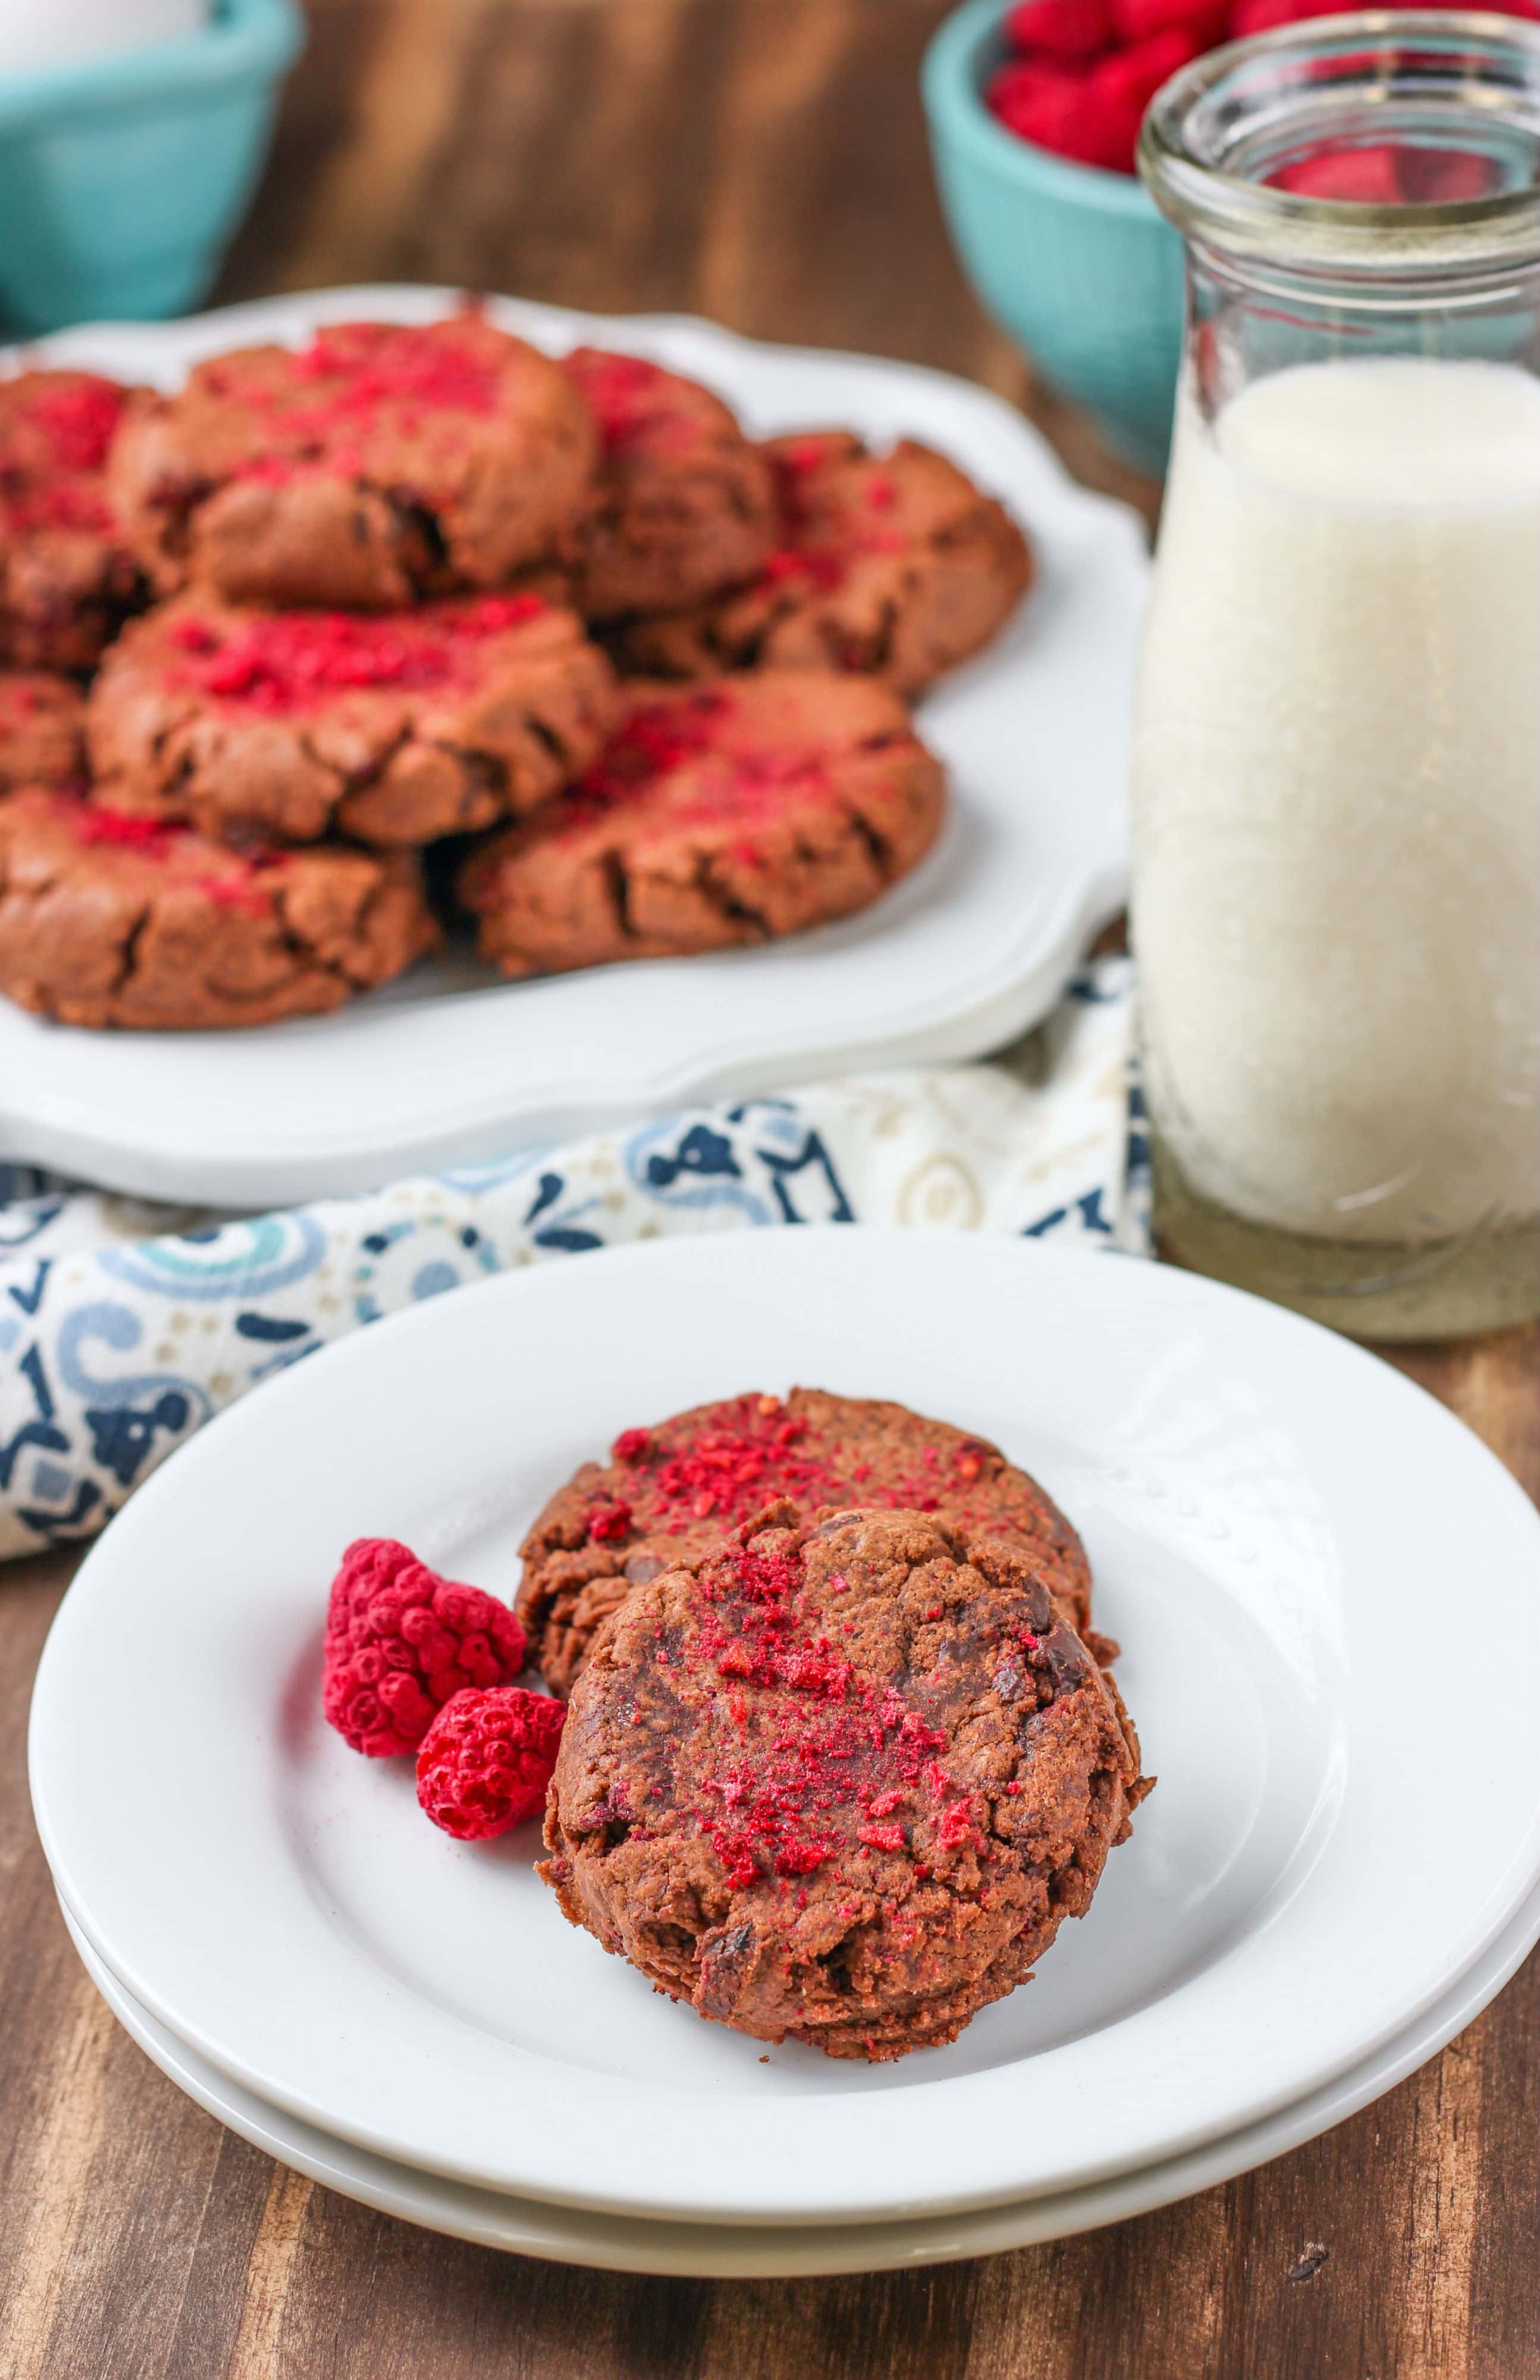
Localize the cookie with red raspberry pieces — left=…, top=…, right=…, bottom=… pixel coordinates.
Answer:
left=540, top=1507, right=1147, bottom=2059
left=517, top=1387, right=1096, bottom=1698
left=0, top=671, right=85, bottom=790
left=562, top=349, right=775, bottom=621
left=455, top=670, right=945, bottom=979
left=324, top=1538, right=528, bottom=1757
left=0, top=790, right=437, bottom=1031
left=417, top=1686, right=565, bottom=1839
left=611, top=431, right=1032, bottom=698
left=0, top=371, right=143, bottom=671
left=87, top=591, right=617, bottom=846
left=108, top=315, right=598, bottom=610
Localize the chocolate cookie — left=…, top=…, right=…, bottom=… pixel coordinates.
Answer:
left=518, top=1387, right=1094, bottom=1697
left=562, top=349, right=774, bottom=621
left=0, top=792, right=437, bottom=1030
left=613, top=432, right=1032, bottom=697
left=456, top=670, right=944, bottom=978
left=87, top=591, right=617, bottom=847
left=541, top=1506, right=1147, bottom=2059
left=0, top=371, right=142, bottom=671
left=108, top=316, right=598, bottom=610
left=0, top=672, right=85, bottom=790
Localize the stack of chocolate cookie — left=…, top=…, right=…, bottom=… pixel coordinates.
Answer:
left=522, top=1388, right=1150, bottom=2063
left=0, top=315, right=1032, bottom=1032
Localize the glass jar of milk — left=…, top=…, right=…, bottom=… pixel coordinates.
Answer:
left=1135, top=14, right=1540, bottom=1338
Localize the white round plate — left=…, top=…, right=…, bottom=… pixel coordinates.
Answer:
left=0, top=284, right=1146, bottom=1206
left=29, top=1233, right=1540, bottom=2226
left=58, top=1877, right=1540, bottom=2276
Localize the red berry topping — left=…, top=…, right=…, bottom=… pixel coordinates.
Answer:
left=322, top=1537, right=527, bottom=1757
left=416, top=1686, right=566, bottom=1840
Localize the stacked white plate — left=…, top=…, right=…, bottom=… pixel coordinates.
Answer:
left=29, top=1234, right=1540, bottom=2275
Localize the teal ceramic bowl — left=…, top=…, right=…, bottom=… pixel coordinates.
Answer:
left=923, top=0, right=1185, bottom=472
left=0, top=0, right=303, bottom=337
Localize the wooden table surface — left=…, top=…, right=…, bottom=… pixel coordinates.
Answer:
left=2, top=5, right=1537, bottom=2374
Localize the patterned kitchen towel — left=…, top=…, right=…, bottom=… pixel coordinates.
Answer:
left=0, top=955, right=1146, bottom=1562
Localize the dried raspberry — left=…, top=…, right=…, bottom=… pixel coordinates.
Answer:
left=937, top=1799, right=978, bottom=1850
left=322, top=1537, right=526, bottom=1757
left=586, top=1499, right=633, bottom=1542
left=416, top=1686, right=565, bottom=1840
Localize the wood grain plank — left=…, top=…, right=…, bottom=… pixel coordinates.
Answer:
left=271, top=0, right=486, bottom=295
left=225, top=2167, right=316, bottom=2380
left=214, top=1, right=388, bottom=308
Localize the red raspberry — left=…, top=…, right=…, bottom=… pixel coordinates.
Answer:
left=322, top=1538, right=526, bottom=1757
left=1397, top=149, right=1497, bottom=203
left=988, top=61, right=1116, bottom=168
left=1110, top=0, right=1228, bottom=46
left=1227, top=0, right=1347, bottom=33
left=1086, top=26, right=1202, bottom=164
left=416, top=1686, right=566, bottom=1840
left=1271, top=146, right=1403, bottom=202
left=1003, top=0, right=1114, bottom=60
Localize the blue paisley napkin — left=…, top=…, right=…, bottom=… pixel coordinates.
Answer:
left=0, top=956, right=1146, bottom=1563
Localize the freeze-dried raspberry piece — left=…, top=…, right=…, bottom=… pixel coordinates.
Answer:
left=416, top=1686, right=566, bottom=1840
left=322, top=1537, right=527, bottom=1757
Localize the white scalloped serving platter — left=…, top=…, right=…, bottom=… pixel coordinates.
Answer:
left=0, top=285, right=1147, bottom=1204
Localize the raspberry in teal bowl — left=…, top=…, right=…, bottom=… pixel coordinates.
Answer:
left=0, top=0, right=303, bottom=337
left=923, top=0, right=1184, bottom=472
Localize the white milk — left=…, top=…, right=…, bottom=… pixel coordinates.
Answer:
left=1132, top=356, right=1540, bottom=1244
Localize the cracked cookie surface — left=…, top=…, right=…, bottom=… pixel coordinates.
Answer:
left=540, top=1506, right=1147, bottom=2059
left=0, top=790, right=437, bottom=1029
left=611, top=432, right=1032, bottom=697
left=0, top=371, right=143, bottom=671
left=87, top=591, right=618, bottom=847
left=562, top=348, right=775, bottom=621
left=107, top=316, right=599, bottom=610
left=455, top=669, right=945, bottom=978
left=519, top=1386, right=1096, bottom=1697
left=0, top=671, right=86, bottom=790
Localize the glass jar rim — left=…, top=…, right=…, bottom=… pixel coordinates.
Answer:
left=1138, top=10, right=1540, bottom=276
